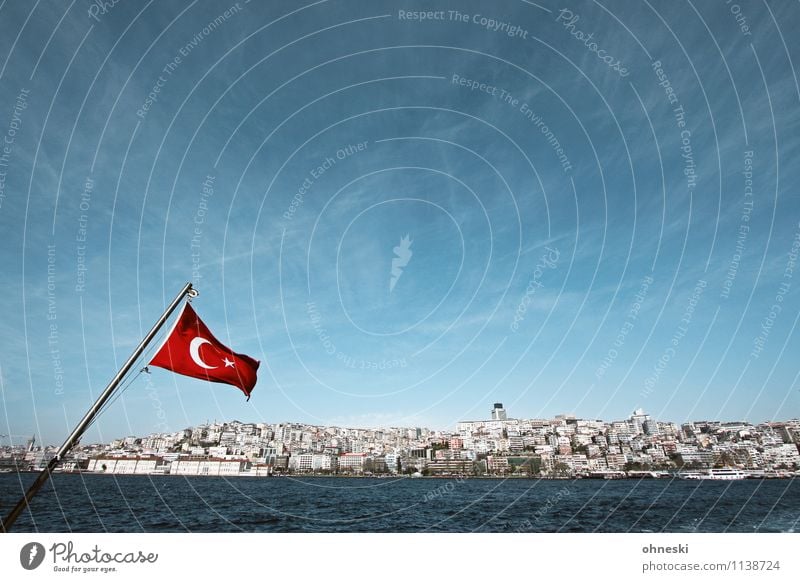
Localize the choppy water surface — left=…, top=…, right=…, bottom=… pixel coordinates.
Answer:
left=1, top=474, right=797, bottom=532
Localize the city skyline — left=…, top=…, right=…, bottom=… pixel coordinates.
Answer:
left=5, top=404, right=798, bottom=482
left=3, top=402, right=798, bottom=450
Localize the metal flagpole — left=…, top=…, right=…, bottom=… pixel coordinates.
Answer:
left=1, top=282, right=197, bottom=532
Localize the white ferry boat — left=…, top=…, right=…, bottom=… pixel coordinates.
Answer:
left=679, top=468, right=749, bottom=480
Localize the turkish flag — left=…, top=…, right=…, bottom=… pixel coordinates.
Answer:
left=149, top=303, right=259, bottom=399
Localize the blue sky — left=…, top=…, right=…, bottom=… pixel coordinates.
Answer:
left=1, top=0, right=799, bottom=445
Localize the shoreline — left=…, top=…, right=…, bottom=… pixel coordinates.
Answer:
left=3, top=470, right=796, bottom=481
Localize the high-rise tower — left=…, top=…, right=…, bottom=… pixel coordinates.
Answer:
left=491, top=403, right=507, bottom=421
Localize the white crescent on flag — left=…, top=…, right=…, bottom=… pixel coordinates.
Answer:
left=189, top=337, right=217, bottom=369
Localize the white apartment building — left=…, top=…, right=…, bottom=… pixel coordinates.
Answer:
left=384, top=452, right=399, bottom=473
left=87, top=456, right=159, bottom=474
left=486, top=455, right=509, bottom=472
left=170, top=457, right=247, bottom=476
left=338, top=453, right=366, bottom=472
left=312, top=453, right=337, bottom=471
left=764, top=444, right=800, bottom=467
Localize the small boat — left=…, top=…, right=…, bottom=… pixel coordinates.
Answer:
left=587, top=470, right=625, bottom=479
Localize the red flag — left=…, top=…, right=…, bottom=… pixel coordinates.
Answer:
left=149, top=303, right=259, bottom=399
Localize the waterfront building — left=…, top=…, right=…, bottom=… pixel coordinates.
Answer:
left=427, top=459, right=473, bottom=475
left=384, top=452, right=399, bottom=473
left=313, top=453, right=338, bottom=472
left=486, top=455, right=509, bottom=473
left=87, top=455, right=162, bottom=474
left=24, top=450, right=56, bottom=470
left=289, top=453, right=314, bottom=472
left=338, top=452, right=367, bottom=473
left=170, top=456, right=248, bottom=476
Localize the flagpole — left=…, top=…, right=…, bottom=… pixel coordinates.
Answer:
left=1, top=282, right=197, bottom=533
